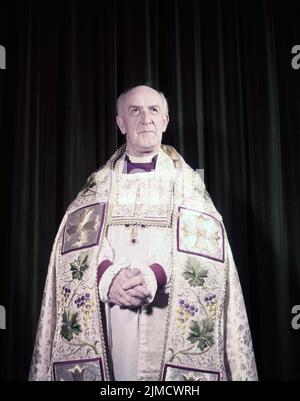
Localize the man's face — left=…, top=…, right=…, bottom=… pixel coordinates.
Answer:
left=116, top=86, right=169, bottom=156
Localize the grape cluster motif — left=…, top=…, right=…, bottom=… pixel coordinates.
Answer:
left=204, top=293, right=217, bottom=320
left=175, top=299, right=199, bottom=336
left=74, top=293, right=91, bottom=307
left=74, top=293, right=95, bottom=326
left=62, top=286, right=71, bottom=301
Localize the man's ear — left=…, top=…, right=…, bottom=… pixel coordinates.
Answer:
left=116, top=116, right=126, bottom=135
left=162, top=114, right=169, bottom=133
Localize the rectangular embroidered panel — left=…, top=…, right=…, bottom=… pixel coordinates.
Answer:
left=53, top=357, right=104, bottom=381
left=177, top=206, right=224, bottom=262
left=162, top=363, right=220, bottom=381
left=62, top=202, right=106, bottom=254
left=110, top=177, right=173, bottom=226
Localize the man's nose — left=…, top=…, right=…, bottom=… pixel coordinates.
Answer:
left=141, top=110, right=152, bottom=124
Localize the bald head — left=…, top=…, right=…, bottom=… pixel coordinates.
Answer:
left=116, top=85, right=169, bottom=116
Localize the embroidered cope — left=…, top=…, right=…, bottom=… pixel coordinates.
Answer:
left=29, top=145, right=258, bottom=381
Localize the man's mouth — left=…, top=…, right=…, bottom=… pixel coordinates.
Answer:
left=138, top=130, right=156, bottom=134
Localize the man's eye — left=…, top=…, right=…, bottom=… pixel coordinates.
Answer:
left=130, top=108, right=140, bottom=115
left=151, top=107, right=159, bottom=114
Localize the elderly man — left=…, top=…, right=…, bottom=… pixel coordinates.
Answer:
left=29, top=85, right=258, bottom=381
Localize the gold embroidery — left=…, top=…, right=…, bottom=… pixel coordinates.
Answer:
left=179, top=209, right=223, bottom=260
left=109, top=155, right=174, bottom=227
left=66, top=208, right=100, bottom=248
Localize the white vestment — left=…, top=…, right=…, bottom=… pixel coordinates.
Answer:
left=100, top=152, right=171, bottom=380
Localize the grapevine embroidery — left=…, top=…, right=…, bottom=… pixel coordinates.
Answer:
left=60, top=252, right=100, bottom=354
left=169, top=258, right=219, bottom=362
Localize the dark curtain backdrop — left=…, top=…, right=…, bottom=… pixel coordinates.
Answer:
left=1, top=0, right=300, bottom=380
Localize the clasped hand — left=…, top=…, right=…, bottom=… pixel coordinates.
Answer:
left=108, top=268, right=150, bottom=308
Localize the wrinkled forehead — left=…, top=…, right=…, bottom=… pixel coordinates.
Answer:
left=121, top=87, right=164, bottom=111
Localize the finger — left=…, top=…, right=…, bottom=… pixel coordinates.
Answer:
left=126, top=288, right=148, bottom=299
left=111, top=288, right=132, bottom=305
left=125, top=268, right=140, bottom=279
left=117, top=269, right=134, bottom=283
left=114, top=284, right=142, bottom=306
left=118, top=295, right=142, bottom=307
left=108, top=295, right=125, bottom=306
left=110, top=270, right=134, bottom=290
left=131, top=284, right=150, bottom=297
left=109, top=294, right=144, bottom=308
left=111, top=294, right=131, bottom=307
left=126, top=286, right=150, bottom=299
left=121, top=291, right=142, bottom=306
left=122, top=274, right=145, bottom=290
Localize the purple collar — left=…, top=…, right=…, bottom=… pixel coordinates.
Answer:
left=122, top=154, right=158, bottom=174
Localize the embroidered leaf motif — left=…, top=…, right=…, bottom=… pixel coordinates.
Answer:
left=70, top=253, right=89, bottom=280
left=81, top=174, right=96, bottom=195
left=182, top=373, right=201, bottom=381
left=183, top=259, right=208, bottom=287
left=187, top=319, right=214, bottom=351
left=68, top=365, right=87, bottom=381
left=60, top=309, right=82, bottom=341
